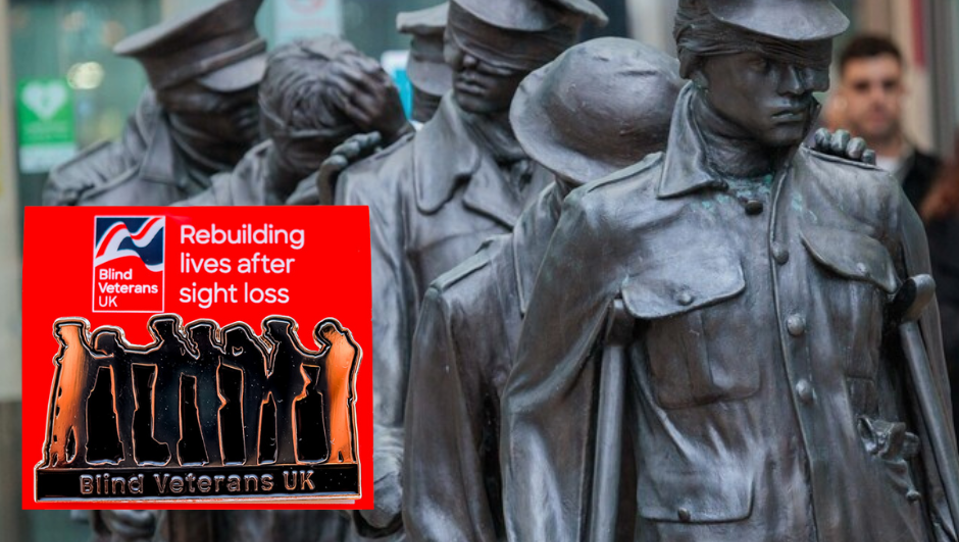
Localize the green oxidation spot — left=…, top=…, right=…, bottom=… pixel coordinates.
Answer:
left=791, top=192, right=804, bottom=212
left=701, top=200, right=714, bottom=210
left=717, top=193, right=733, bottom=204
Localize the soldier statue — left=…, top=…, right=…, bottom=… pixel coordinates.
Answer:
left=177, top=36, right=411, bottom=207
left=500, top=1, right=959, bottom=541
left=43, top=0, right=266, bottom=207
left=403, top=38, right=683, bottom=542
left=309, top=2, right=455, bottom=203
left=333, top=0, right=607, bottom=537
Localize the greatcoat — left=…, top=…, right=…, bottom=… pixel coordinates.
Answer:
left=335, top=93, right=551, bottom=536
left=44, top=90, right=234, bottom=207
left=500, top=85, right=958, bottom=542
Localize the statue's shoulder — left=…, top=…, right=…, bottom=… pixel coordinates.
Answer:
left=336, top=133, right=416, bottom=204
left=802, top=146, right=895, bottom=187
left=344, top=132, right=416, bottom=179
left=430, top=236, right=506, bottom=296
left=568, top=152, right=665, bottom=218
left=44, top=141, right=136, bottom=205
left=800, top=146, right=902, bottom=218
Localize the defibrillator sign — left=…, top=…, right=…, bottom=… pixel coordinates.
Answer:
left=22, top=206, right=373, bottom=510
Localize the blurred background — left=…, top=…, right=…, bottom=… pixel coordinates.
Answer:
left=1, top=0, right=957, bottom=539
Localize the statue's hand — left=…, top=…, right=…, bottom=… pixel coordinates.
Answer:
left=99, top=510, right=157, bottom=541
left=328, top=54, right=412, bottom=143
left=812, top=128, right=877, bottom=165
left=316, top=132, right=383, bottom=204
left=358, top=446, right=403, bottom=533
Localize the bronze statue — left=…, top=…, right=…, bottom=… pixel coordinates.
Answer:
left=399, top=3, right=454, bottom=124
left=177, top=36, right=410, bottom=207
left=309, top=3, right=456, bottom=205
left=500, top=1, right=959, bottom=541
left=333, top=0, right=606, bottom=537
left=403, top=37, right=682, bottom=542
left=43, top=0, right=266, bottom=207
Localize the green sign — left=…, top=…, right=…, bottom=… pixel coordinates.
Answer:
left=16, top=78, right=76, bottom=174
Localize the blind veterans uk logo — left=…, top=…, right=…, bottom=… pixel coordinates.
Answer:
left=23, top=206, right=373, bottom=508
left=93, top=216, right=165, bottom=313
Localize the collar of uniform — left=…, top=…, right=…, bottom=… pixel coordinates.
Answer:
left=414, top=93, right=483, bottom=213
left=656, top=83, right=723, bottom=199
left=514, top=184, right=564, bottom=316
left=138, top=106, right=181, bottom=185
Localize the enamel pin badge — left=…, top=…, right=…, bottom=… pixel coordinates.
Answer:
left=23, top=207, right=372, bottom=507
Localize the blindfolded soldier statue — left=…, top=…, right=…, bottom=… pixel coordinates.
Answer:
left=43, top=0, right=266, bottom=207
left=500, top=1, right=959, bottom=541
left=332, top=0, right=606, bottom=537
left=403, top=37, right=682, bottom=542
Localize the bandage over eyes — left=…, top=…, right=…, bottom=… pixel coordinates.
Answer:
left=674, top=3, right=832, bottom=84
left=446, top=2, right=575, bottom=73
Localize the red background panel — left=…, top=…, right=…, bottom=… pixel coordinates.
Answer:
left=22, top=206, right=373, bottom=510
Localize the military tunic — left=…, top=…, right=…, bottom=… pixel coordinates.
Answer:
left=500, top=86, right=957, bottom=542
left=335, top=93, right=551, bottom=536
left=174, top=140, right=319, bottom=206
left=44, top=90, right=231, bottom=207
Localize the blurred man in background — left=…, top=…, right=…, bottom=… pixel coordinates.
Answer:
left=836, top=34, right=940, bottom=208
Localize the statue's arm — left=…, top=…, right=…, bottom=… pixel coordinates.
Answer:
left=500, top=197, right=618, bottom=542
left=403, top=287, right=499, bottom=542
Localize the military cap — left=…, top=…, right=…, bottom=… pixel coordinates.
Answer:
left=114, top=0, right=267, bottom=92
left=452, top=0, right=606, bottom=31
left=706, top=0, right=849, bottom=41
left=511, top=37, right=683, bottom=185
left=397, top=3, right=453, bottom=97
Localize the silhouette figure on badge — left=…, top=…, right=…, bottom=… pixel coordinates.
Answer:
left=91, top=329, right=140, bottom=467
left=315, top=320, right=359, bottom=464
left=262, top=317, right=314, bottom=465
left=220, top=323, right=269, bottom=465
left=181, top=322, right=226, bottom=466
left=46, top=320, right=96, bottom=467
left=148, top=315, right=198, bottom=466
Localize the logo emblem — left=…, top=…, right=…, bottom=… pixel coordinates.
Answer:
left=93, top=217, right=165, bottom=312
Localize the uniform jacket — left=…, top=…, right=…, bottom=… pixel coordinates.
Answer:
left=175, top=140, right=319, bottom=206
left=335, top=93, right=551, bottom=536
left=500, top=85, right=958, bottom=542
left=402, top=179, right=570, bottom=541
left=44, top=90, right=226, bottom=207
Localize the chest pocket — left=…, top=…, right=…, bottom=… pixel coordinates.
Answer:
left=622, top=246, right=749, bottom=410
left=801, top=225, right=899, bottom=379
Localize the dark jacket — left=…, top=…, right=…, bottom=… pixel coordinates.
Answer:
left=44, top=90, right=229, bottom=207
left=926, top=216, right=959, bottom=440
left=335, top=93, right=551, bottom=536
left=902, top=149, right=941, bottom=210
left=500, top=85, right=957, bottom=542
left=403, top=179, right=574, bottom=542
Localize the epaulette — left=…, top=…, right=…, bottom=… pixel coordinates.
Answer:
left=582, top=152, right=664, bottom=195
left=49, top=141, right=114, bottom=180
left=429, top=239, right=497, bottom=293
left=803, top=145, right=882, bottom=172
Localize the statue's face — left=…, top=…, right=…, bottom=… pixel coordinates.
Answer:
left=444, top=35, right=529, bottom=115
left=160, top=83, right=261, bottom=146
left=699, top=52, right=827, bottom=148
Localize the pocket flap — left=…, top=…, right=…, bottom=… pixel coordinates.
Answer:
left=801, top=226, right=899, bottom=293
left=621, top=248, right=745, bottom=320
left=638, top=469, right=754, bottom=523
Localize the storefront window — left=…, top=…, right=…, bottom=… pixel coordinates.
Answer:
left=9, top=0, right=160, bottom=207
